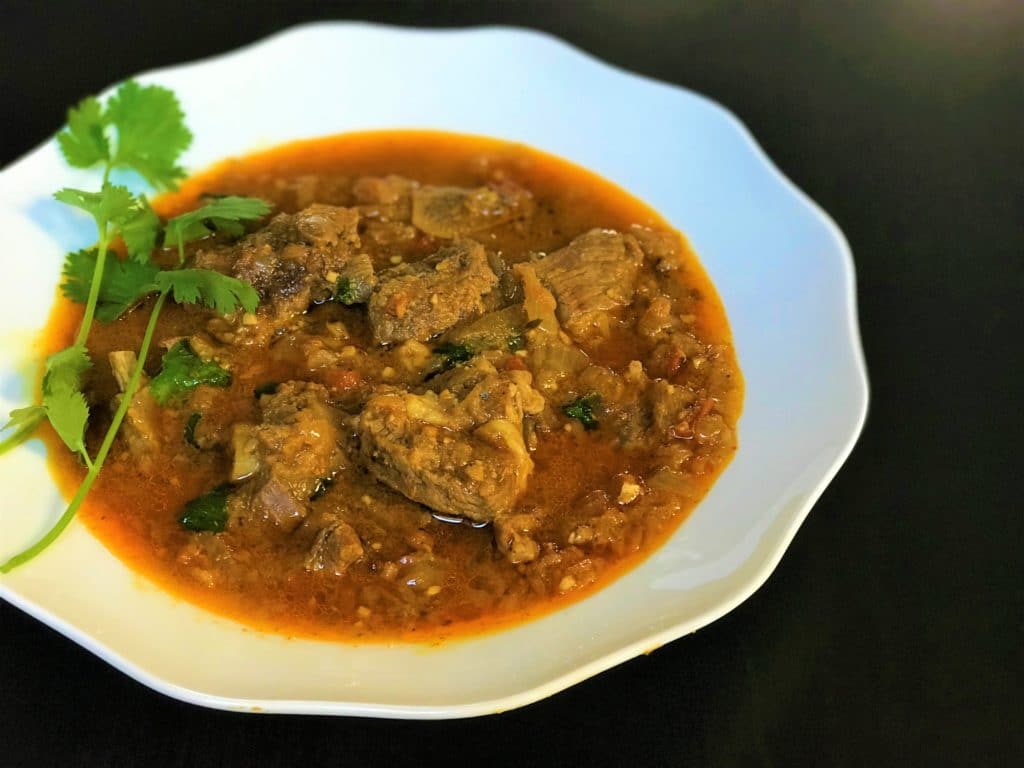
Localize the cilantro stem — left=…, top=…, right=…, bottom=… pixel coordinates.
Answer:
left=0, top=410, right=47, bottom=457
left=73, top=164, right=113, bottom=348
left=74, top=229, right=109, bottom=347
left=74, top=234, right=108, bottom=348
left=0, top=289, right=168, bottom=573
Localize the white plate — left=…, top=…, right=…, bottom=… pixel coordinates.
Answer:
left=0, top=23, right=868, bottom=718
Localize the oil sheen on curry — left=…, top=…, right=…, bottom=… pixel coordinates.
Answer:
left=47, top=131, right=743, bottom=641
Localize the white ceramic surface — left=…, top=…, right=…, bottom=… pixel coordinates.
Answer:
left=0, top=23, right=868, bottom=718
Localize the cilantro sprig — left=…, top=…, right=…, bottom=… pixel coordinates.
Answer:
left=0, top=81, right=269, bottom=572
left=179, top=486, right=231, bottom=533
left=434, top=341, right=476, bottom=371
left=563, top=393, right=602, bottom=431
left=150, top=341, right=232, bottom=405
left=163, top=196, right=271, bottom=258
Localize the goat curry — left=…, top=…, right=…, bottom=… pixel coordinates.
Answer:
left=45, top=131, right=742, bottom=640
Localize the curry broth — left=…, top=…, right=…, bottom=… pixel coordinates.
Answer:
left=43, top=131, right=742, bottom=641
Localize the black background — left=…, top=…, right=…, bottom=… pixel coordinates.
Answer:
left=2, top=1, right=1021, bottom=765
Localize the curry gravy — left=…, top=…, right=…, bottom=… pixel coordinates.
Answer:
left=43, top=131, right=742, bottom=642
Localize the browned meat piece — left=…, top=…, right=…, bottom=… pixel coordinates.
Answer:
left=332, top=252, right=377, bottom=304
left=237, top=204, right=360, bottom=307
left=304, top=519, right=364, bottom=576
left=273, top=174, right=352, bottom=209
left=411, top=180, right=532, bottom=238
left=367, top=239, right=497, bottom=344
left=196, top=204, right=361, bottom=320
left=364, top=220, right=418, bottom=245
left=353, top=174, right=415, bottom=222
left=637, top=295, right=679, bottom=341
left=356, top=360, right=543, bottom=524
left=229, top=381, right=346, bottom=532
left=494, top=512, right=541, bottom=564
left=533, top=229, right=643, bottom=342
left=645, top=379, right=700, bottom=436
left=629, top=224, right=684, bottom=271
left=352, top=176, right=419, bottom=243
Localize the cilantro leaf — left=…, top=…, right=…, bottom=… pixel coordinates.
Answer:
left=118, top=197, right=160, bottom=262
left=150, top=340, right=231, bottom=405
left=434, top=342, right=476, bottom=371
left=105, top=81, right=192, bottom=189
left=507, top=331, right=526, bottom=352
left=333, top=276, right=374, bottom=305
left=54, top=184, right=135, bottom=230
left=56, top=96, right=109, bottom=168
left=41, top=346, right=93, bottom=456
left=62, top=249, right=160, bottom=322
left=163, top=196, right=271, bottom=253
left=45, top=389, right=91, bottom=458
left=154, top=269, right=259, bottom=315
left=43, top=346, right=92, bottom=398
left=0, top=406, right=47, bottom=456
left=333, top=277, right=357, bottom=304
left=563, top=393, right=601, bottom=430
left=0, top=349, right=92, bottom=460
left=55, top=185, right=159, bottom=263
left=179, top=485, right=230, bottom=532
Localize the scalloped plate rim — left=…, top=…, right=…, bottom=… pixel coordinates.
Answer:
left=0, top=21, right=869, bottom=719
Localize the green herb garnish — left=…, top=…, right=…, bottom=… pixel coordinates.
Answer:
left=1, top=81, right=268, bottom=572
left=0, top=407, right=47, bottom=457
left=434, top=342, right=475, bottom=371
left=333, top=276, right=372, bottom=305
left=334, top=277, right=358, bottom=304
left=179, top=486, right=230, bottom=532
left=184, top=412, right=202, bottom=448
left=150, top=341, right=231, bottom=405
left=507, top=331, right=527, bottom=351
left=506, top=318, right=541, bottom=352
left=154, top=269, right=259, bottom=315
left=163, top=196, right=271, bottom=251
left=253, top=382, right=279, bottom=398
left=61, top=248, right=160, bottom=322
left=96, top=80, right=193, bottom=188
left=563, top=393, right=602, bottom=430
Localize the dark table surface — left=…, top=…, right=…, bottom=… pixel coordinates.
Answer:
left=2, top=2, right=1021, bottom=765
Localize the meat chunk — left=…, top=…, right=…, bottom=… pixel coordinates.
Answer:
left=645, top=379, right=699, bottom=435
left=353, top=174, right=414, bottom=219
left=533, top=229, right=643, bottom=342
left=494, top=512, right=541, bottom=564
left=304, top=519, right=364, bottom=576
left=331, top=252, right=377, bottom=305
left=411, top=181, right=532, bottom=238
left=196, top=204, right=361, bottom=321
left=353, top=175, right=419, bottom=243
left=229, top=381, right=345, bottom=532
left=356, top=360, right=543, bottom=523
left=629, top=224, right=684, bottom=271
left=367, top=239, right=497, bottom=344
